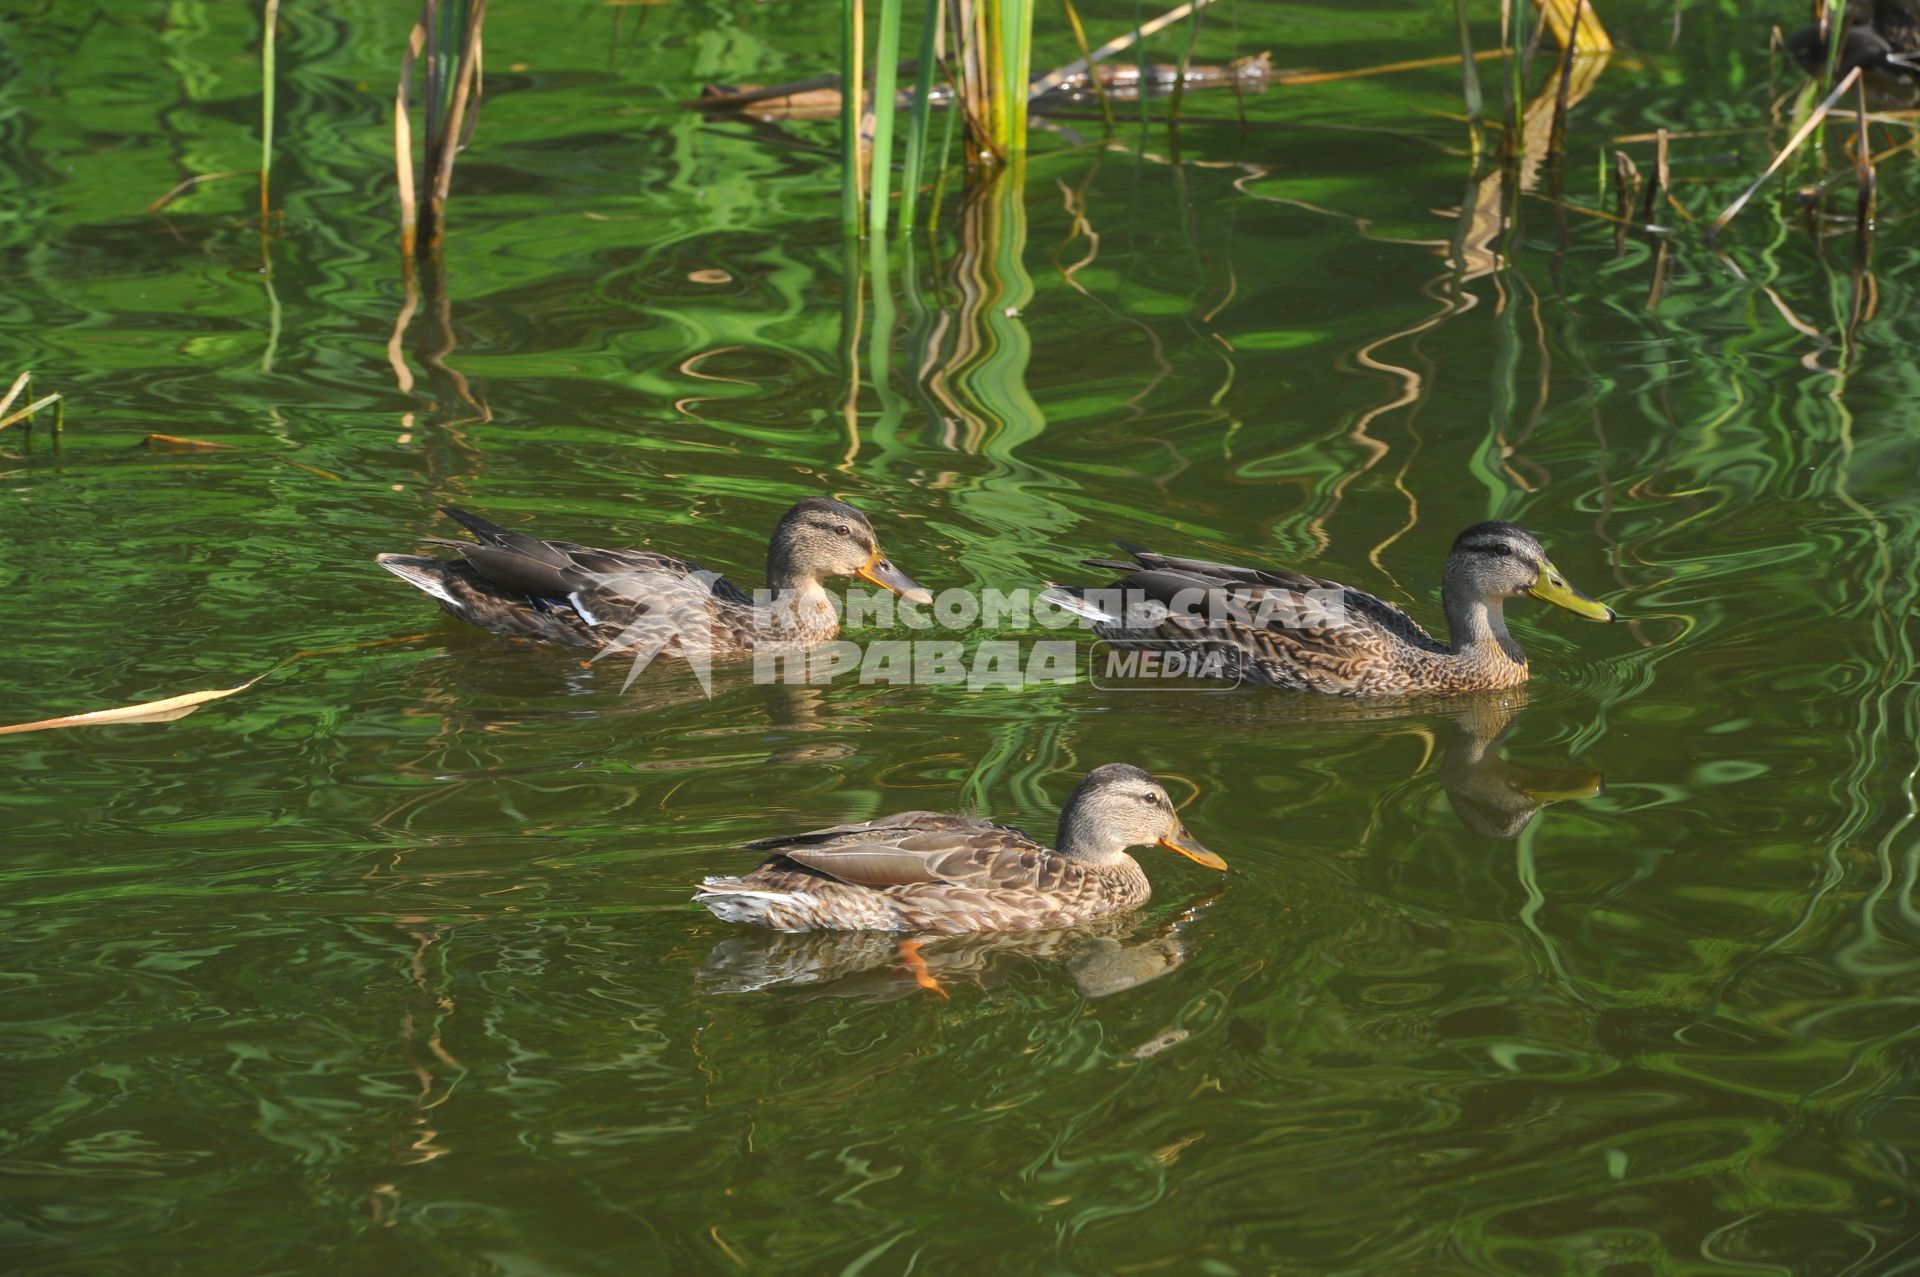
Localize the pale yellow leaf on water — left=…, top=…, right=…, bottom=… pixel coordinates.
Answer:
left=687, top=269, right=732, bottom=285
left=0, top=675, right=268, bottom=736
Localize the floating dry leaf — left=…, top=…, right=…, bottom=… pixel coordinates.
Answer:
left=1129, top=1028, right=1190, bottom=1059
left=0, top=674, right=268, bottom=737
left=687, top=268, right=732, bottom=285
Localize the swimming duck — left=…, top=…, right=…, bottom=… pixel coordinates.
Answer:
left=1046, top=521, right=1614, bottom=696
left=694, top=763, right=1227, bottom=934
left=377, top=497, right=930, bottom=655
left=1787, top=1, right=1920, bottom=83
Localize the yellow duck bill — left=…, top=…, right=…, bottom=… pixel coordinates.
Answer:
left=1528, top=559, right=1616, bottom=622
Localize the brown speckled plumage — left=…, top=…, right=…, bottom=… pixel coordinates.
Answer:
left=1050, top=522, right=1613, bottom=697
left=695, top=764, right=1226, bottom=934
left=377, top=498, right=927, bottom=658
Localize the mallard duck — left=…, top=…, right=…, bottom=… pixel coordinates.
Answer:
left=377, top=497, right=930, bottom=655
left=1047, top=521, right=1614, bottom=696
left=1787, top=1, right=1920, bottom=83
left=694, top=763, right=1227, bottom=934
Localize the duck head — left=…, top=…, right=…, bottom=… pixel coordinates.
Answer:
left=1444, top=521, right=1615, bottom=623
left=766, top=497, right=932, bottom=603
left=1056, top=763, right=1227, bottom=870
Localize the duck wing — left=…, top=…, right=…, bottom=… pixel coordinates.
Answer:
left=380, top=508, right=762, bottom=646
left=743, top=812, right=1062, bottom=892
left=1089, top=542, right=1440, bottom=650
left=1055, top=542, right=1447, bottom=693
left=440, top=508, right=752, bottom=607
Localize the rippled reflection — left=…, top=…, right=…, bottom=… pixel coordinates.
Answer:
left=1439, top=693, right=1603, bottom=839
left=697, top=891, right=1221, bottom=998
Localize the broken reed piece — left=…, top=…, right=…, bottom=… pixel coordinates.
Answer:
left=1709, top=64, right=1863, bottom=237
left=0, top=371, right=60, bottom=434
left=1547, top=0, right=1588, bottom=154
left=1611, top=149, right=1641, bottom=253
left=1641, top=126, right=1668, bottom=225
left=1854, top=75, right=1876, bottom=236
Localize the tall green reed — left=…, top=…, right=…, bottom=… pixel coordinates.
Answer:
left=260, top=0, right=279, bottom=223
left=840, top=0, right=865, bottom=233
left=897, top=0, right=945, bottom=234
left=843, top=0, right=1033, bottom=239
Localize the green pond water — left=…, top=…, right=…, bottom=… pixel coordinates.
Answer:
left=6, top=0, right=1920, bottom=1272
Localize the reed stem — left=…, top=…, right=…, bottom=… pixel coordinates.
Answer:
left=842, top=0, right=866, bottom=231
left=260, top=0, right=279, bottom=223
left=869, top=0, right=905, bottom=238
left=900, top=0, right=944, bottom=233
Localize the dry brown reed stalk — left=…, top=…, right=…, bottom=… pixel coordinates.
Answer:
left=1710, top=64, right=1862, bottom=235
left=1270, top=49, right=1504, bottom=89
left=1611, top=149, right=1640, bottom=252
left=1029, top=0, right=1203, bottom=96
left=1854, top=76, right=1876, bottom=235
left=1547, top=0, right=1587, bottom=153
left=395, top=0, right=488, bottom=258
left=1641, top=127, right=1668, bottom=223
left=946, top=0, right=998, bottom=164
left=142, top=434, right=232, bottom=452
left=145, top=171, right=256, bottom=215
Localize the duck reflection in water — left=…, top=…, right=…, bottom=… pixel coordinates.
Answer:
left=1438, top=694, right=1603, bottom=839
left=696, top=891, right=1222, bottom=1000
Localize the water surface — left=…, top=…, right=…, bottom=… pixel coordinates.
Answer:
left=4, top=1, right=1920, bottom=1272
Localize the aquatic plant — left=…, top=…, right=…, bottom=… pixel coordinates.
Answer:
left=0, top=370, right=59, bottom=435
left=395, top=0, right=489, bottom=258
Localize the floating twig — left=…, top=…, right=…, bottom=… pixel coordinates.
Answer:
left=1029, top=0, right=1206, bottom=97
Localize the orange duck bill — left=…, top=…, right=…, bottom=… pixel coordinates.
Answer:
left=1158, top=827, right=1228, bottom=871
left=857, top=550, right=933, bottom=605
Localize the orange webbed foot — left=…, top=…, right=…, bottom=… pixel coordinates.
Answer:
left=897, top=939, right=949, bottom=1000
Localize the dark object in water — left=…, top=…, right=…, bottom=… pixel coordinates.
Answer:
left=691, top=54, right=1273, bottom=122
left=1786, top=0, right=1920, bottom=82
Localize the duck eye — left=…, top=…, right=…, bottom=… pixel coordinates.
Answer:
left=834, top=523, right=851, bottom=537
left=1142, top=792, right=1160, bottom=805
left=1483, top=543, right=1511, bottom=557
